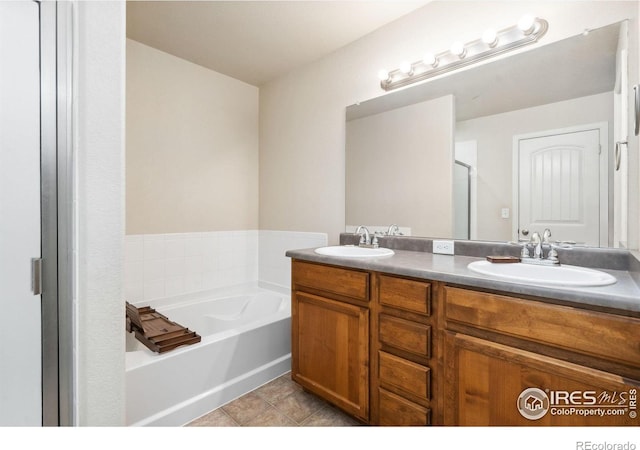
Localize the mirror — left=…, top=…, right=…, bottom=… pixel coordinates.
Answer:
left=346, top=21, right=636, bottom=248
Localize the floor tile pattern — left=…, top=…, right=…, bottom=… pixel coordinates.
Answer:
left=187, top=372, right=361, bottom=427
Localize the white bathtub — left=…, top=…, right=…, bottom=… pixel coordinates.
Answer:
left=125, top=284, right=291, bottom=426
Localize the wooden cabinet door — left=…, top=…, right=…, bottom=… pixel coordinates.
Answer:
left=292, top=291, right=369, bottom=421
left=445, top=332, right=639, bottom=426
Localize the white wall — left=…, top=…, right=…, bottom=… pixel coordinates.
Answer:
left=74, top=1, right=126, bottom=426
left=632, top=1, right=640, bottom=251
left=126, top=39, right=259, bottom=234
left=259, top=0, right=639, bottom=246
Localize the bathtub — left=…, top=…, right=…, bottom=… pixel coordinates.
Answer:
left=125, top=284, right=291, bottom=426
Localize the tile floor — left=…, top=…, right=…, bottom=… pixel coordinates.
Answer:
left=187, top=372, right=362, bottom=427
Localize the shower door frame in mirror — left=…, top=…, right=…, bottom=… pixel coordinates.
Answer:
left=345, top=17, right=638, bottom=249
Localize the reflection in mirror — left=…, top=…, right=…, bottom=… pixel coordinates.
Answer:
left=453, top=160, right=471, bottom=240
left=345, top=21, right=636, bottom=248
left=346, top=95, right=454, bottom=238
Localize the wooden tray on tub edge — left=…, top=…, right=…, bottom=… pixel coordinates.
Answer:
left=126, top=302, right=201, bottom=353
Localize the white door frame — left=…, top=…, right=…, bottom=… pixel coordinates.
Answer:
left=512, top=122, right=609, bottom=246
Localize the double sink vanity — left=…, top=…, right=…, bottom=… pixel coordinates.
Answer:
left=286, top=236, right=640, bottom=426
left=287, top=9, right=640, bottom=427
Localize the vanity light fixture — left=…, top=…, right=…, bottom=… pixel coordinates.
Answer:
left=423, top=52, right=438, bottom=68
left=377, top=69, right=390, bottom=82
left=517, top=14, right=537, bottom=35
left=379, top=15, right=548, bottom=91
left=450, top=41, right=466, bottom=58
left=399, top=60, right=413, bottom=75
left=482, top=28, right=499, bottom=48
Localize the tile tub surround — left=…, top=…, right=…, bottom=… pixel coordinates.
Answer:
left=125, top=230, right=327, bottom=302
left=259, top=230, right=328, bottom=289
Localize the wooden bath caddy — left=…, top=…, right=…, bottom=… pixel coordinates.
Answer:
left=126, top=302, right=201, bottom=353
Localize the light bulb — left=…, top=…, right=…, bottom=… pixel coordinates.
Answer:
left=377, top=69, right=390, bottom=81
left=518, top=14, right=536, bottom=34
left=399, top=61, right=413, bottom=74
left=482, top=28, right=498, bottom=47
left=423, top=52, right=438, bottom=68
left=450, top=41, right=466, bottom=58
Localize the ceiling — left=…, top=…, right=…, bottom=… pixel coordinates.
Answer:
left=126, top=1, right=432, bottom=86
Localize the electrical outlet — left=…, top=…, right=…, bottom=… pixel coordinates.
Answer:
left=433, top=239, right=454, bottom=255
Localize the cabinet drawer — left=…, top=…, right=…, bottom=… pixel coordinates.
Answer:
left=292, top=260, right=369, bottom=301
left=444, top=286, right=640, bottom=368
left=378, top=388, right=430, bottom=426
left=379, top=314, right=431, bottom=359
left=379, top=351, right=430, bottom=401
left=379, top=275, right=431, bottom=316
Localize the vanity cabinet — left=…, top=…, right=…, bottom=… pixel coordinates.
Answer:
left=291, top=260, right=370, bottom=421
left=291, top=261, right=437, bottom=425
left=372, top=274, right=437, bottom=425
left=290, top=257, right=639, bottom=426
left=443, top=286, right=640, bottom=426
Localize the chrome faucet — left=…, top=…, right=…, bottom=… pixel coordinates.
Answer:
left=386, top=224, right=401, bottom=236
left=519, top=228, right=560, bottom=265
left=541, top=228, right=560, bottom=263
left=355, top=226, right=378, bottom=248
left=531, top=231, right=542, bottom=259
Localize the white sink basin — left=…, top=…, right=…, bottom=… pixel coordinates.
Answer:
left=314, top=246, right=395, bottom=258
left=467, top=260, right=616, bottom=287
